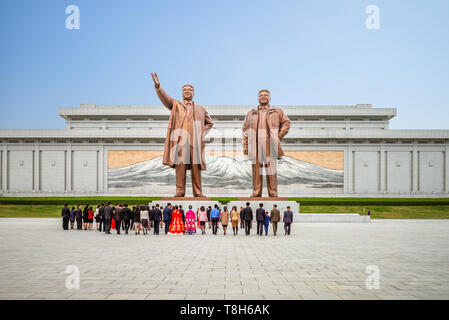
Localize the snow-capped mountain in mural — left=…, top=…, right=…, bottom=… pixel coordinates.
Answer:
left=108, top=155, right=343, bottom=190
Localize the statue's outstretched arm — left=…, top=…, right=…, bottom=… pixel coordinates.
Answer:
left=150, top=72, right=174, bottom=110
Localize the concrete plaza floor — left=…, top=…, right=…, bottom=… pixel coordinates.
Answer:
left=0, top=218, right=448, bottom=300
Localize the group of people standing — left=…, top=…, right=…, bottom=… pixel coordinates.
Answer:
left=61, top=202, right=294, bottom=236
left=238, top=202, right=293, bottom=236
left=61, top=204, right=95, bottom=231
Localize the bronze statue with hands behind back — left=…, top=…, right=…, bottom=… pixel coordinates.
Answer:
left=242, top=89, right=291, bottom=197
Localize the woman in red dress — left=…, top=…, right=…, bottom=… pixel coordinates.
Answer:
left=111, top=216, right=116, bottom=230
left=168, top=205, right=185, bottom=235
left=87, top=206, right=94, bottom=230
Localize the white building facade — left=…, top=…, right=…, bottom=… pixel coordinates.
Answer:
left=0, top=103, right=448, bottom=197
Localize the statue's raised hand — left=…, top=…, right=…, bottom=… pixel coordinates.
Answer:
left=151, top=72, right=160, bottom=89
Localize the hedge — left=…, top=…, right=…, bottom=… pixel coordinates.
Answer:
left=0, top=196, right=448, bottom=206
left=287, top=197, right=449, bottom=206
left=0, top=197, right=161, bottom=205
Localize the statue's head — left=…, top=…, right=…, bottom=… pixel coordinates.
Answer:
left=258, top=89, right=271, bottom=106
left=182, top=84, right=194, bottom=101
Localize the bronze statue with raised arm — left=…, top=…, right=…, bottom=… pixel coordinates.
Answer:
left=150, top=72, right=213, bottom=197
left=242, top=89, right=290, bottom=197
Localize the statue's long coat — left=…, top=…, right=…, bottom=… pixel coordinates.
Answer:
left=156, top=86, right=213, bottom=170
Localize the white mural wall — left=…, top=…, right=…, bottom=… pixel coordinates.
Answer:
left=107, top=151, right=344, bottom=195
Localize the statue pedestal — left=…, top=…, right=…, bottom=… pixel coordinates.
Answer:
left=149, top=198, right=221, bottom=213
left=149, top=198, right=369, bottom=223
left=149, top=197, right=300, bottom=218
left=227, top=197, right=300, bottom=219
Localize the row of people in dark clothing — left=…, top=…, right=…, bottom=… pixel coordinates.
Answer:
left=61, top=201, right=294, bottom=236
left=61, top=204, right=95, bottom=230
left=62, top=202, right=161, bottom=234
left=235, top=202, right=294, bottom=236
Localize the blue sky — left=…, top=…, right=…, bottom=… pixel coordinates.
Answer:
left=0, top=0, right=448, bottom=129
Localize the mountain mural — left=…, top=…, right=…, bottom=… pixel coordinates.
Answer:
left=108, top=155, right=343, bottom=193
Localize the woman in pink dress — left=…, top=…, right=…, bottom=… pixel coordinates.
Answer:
left=198, top=206, right=208, bottom=235
left=185, top=205, right=197, bottom=235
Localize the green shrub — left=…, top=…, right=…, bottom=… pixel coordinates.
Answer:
left=288, top=197, right=449, bottom=206
left=0, top=197, right=161, bottom=205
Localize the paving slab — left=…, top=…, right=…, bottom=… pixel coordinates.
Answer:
left=0, top=218, right=448, bottom=300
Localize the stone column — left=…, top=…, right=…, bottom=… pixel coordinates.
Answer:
left=445, top=145, right=449, bottom=193
left=65, top=146, right=72, bottom=192
left=98, top=147, right=104, bottom=193
left=380, top=145, right=386, bottom=192
left=1, top=147, right=7, bottom=192
left=103, top=147, right=108, bottom=194
left=344, top=146, right=350, bottom=194
left=33, top=145, right=40, bottom=192
left=412, top=144, right=418, bottom=192
left=347, top=146, right=355, bottom=194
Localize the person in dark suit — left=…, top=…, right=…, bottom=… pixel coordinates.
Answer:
left=159, top=205, right=163, bottom=223
left=98, top=204, right=105, bottom=232
left=83, top=204, right=89, bottom=230
left=130, top=206, right=136, bottom=231
left=61, top=204, right=70, bottom=230
left=152, top=204, right=162, bottom=235
left=242, top=202, right=253, bottom=236
left=75, top=205, right=83, bottom=230
left=149, top=206, right=155, bottom=230
left=270, top=204, right=281, bottom=236
left=133, top=206, right=141, bottom=235
left=256, top=203, right=266, bottom=236
left=120, top=204, right=125, bottom=230
left=207, top=206, right=212, bottom=229
left=121, top=205, right=126, bottom=231
left=179, top=205, right=185, bottom=226
left=239, top=206, right=245, bottom=229
left=104, top=202, right=113, bottom=234
left=283, top=206, right=293, bottom=235
left=122, top=204, right=131, bottom=234
left=69, top=206, right=76, bottom=230
left=114, top=204, right=123, bottom=234
left=163, top=203, right=172, bottom=234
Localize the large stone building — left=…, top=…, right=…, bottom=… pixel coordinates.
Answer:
left=0, top=103, right=448, bottom=197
